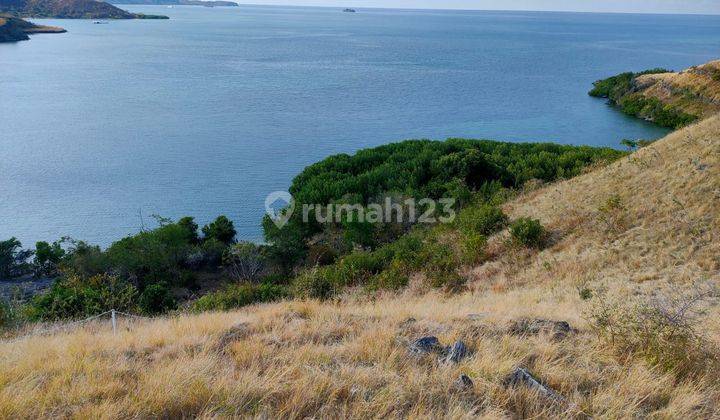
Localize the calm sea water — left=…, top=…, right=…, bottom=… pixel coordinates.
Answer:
left=1, top=6, right=718, bottom=247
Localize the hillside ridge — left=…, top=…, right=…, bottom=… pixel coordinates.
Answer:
left=589, top=60, right=720, bottom=129
left=0, top=0, right=169, bottom=19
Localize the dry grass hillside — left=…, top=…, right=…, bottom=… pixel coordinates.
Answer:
left=1, top=117, right=719, bottom=418
left=636, top=60, right=720, bottom=119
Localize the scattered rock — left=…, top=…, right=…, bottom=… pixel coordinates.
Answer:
left=504, top=367, right=565, bottom=403
left=508, top=318, right=574, bottom=340
left=409, top=336, right=443, bottom=355
left=213, top=323, right=250, bottom=354
left=443, top=340, right=469, bottom=364
left=453, top=374, right=474, bottom=391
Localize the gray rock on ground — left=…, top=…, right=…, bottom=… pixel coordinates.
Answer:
left=443, top=340, right=469, bottom=364
left=409, top=336, right=443, bottom=354
left=508, top=318, right=574, bottom=340
left=504, top=367, right=565, bottom=403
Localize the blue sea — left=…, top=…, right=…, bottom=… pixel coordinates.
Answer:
left=1, top=6, right=718, bottom=246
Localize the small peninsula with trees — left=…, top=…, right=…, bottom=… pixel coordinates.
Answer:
left=0, top=12, right=65, bottom=42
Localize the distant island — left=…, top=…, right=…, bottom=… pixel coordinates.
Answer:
left=107, top=0, right=238, bottom=6
left=0, top=13, right=65, bottom=42
left=0, top=0, right=169, bottom=19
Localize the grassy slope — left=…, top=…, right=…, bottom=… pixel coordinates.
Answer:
left=634, top=60, right=720, bottom=119
left=1, top=115, right=718, bottom=417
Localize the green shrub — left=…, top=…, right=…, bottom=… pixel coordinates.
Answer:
left=589, top=69, right=671, bottom=102
left=292, top=267, right=337, bottom=300
left=0, top=299, right=19, bottom=330
left=588, top=72, right=635, bottom=102
left=457, top=205, right=508, bottom=236
left=33, top=240, right=65, bottom=276
left=419, top=241, right=458, bottom=273
left=192, top=283, right=286, bottom=312
left=509, top=218, right=546, bottom=248
left=202, top=215, right=237, bottom=245
left=138, top=283, right=176, bottom=315
left=27, top=274, right=138, bottom=321
left=59, top=240, right=109, bottom=278
left=619, top=95, right=698, bottom=129
left=427, top=269, right=465, bottom=292
left=199, top=238, right=227, bottom=267
left=460, top=232, right=488, bottom=265
left=373, top=232, right=424, bottom=270
left=367, top=261, right=410, bottom=291
left=260, top=273, right=289, bottom=285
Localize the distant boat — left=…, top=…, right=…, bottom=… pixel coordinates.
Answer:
left=93, top=21, right=109, bottom=24
left=343, top=8, right=356, bottom=13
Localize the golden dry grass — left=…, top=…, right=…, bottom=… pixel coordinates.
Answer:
left=636, top=60, right=720, bottom=118
left=1, top=116, right=720, bottom=418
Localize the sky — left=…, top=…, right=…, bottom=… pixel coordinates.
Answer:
left=240, top=1, right=720, bottom=14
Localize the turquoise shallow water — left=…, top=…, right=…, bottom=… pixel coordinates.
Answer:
left=1, top=6, right=718, bottom=246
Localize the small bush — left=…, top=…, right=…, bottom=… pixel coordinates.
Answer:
left=60, top=240, right=109, bottom=278
left=427, top=269, right=465, bottom=292
left=457, top=205, right=508, bottom=236
left=27, top=274, right=138, bottom=321
left=419, top=241, right=459, bottom=273
left=509, top=218, right=546, bottom=248
left=223, top=242, right=266, bottom=283
left=578, top=287, right=593, bottom=301
left=0, top=299, right=20, bottom=330
left=588, top=287, right=719, bottom=379
left=460, top=232, right=487, bottom=265
left=599, top=194, right=627, bottom=233
left=367, top=262, right=409, bottom=291
left=292, top=267, right=337, bottom=300
left=619, top=94, right=698, bottom=129
left=138, top=283, right=176, bottom=315
left=192, top=283, right=286, bottom=312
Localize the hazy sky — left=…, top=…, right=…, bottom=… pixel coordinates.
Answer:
left=241, top=1, right=720, bottom=14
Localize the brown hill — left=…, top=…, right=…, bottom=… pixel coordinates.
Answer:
left=635, top=60, right=720, bottom=119
left=0, top=0, right=168, bottom=19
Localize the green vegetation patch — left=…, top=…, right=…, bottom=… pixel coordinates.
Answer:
left=589, top=68, right=699, bottom=129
